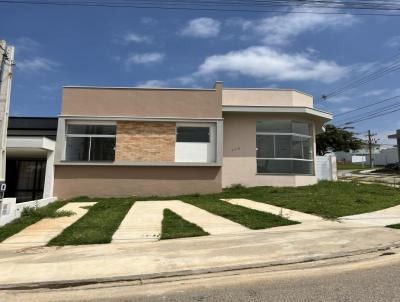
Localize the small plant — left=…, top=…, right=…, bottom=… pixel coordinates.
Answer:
left=228, top=183, right=247, bottom=190
left=80, top=205, right=93, bottom=210
left=21, top=207, right=75, bottom=219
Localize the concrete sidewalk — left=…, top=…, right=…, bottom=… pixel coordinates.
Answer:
left=1, top=219, right=400, bottom=287
left=340, top=205, right=400, bottom=226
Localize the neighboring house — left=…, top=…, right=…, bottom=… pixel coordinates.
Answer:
left=53, top=82, right=332, bottom=199
left=5, top=117, right=57, bottom=202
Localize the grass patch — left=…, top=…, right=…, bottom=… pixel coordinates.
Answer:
left=387, top=223, right=400, bottom=229
left=337, top=163, right=367, bottom=170
left=0, top=201, right=69, bottom=242
left=161, top=209, right=208, bottom=240
left=182, top=197, right=298, bottom=230
left=48, top=198, right=134, bottom=246
left=217, top=181, right=400, bottom=219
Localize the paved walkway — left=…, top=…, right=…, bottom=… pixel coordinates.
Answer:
left=222, top=198, right=323, bottom=223
left=112, top=200, right=248, bottom=243
left=340, top=205, right=400, bottom=226
left=0, top=202, right=96, bottom=250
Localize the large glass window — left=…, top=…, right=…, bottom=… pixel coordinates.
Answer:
left=65, top=124, right=116, bottom=162
left=256, top=120, right=313, bottom=175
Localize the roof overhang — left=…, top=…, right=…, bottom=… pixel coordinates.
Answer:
left=7, top=136, right=56, bottom=151
left=222, top=105, right=332, bottom=122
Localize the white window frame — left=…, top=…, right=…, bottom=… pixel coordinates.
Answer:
left=175, top=122, right=217, bottom=163
left=64, top=121, right=116, bottom=162
left=256, top=121, right=314, bottom=175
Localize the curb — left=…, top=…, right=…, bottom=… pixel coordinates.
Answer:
left=1, top=241, right=400, bottom=291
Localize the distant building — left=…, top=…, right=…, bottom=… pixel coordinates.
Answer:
left=388, top=129, right=400, bottom=164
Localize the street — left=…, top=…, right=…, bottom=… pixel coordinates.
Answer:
left=3, top=251, right=400, bottom=302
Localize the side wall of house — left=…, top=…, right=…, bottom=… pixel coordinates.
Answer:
left=222, top=112, right=318, bottom=188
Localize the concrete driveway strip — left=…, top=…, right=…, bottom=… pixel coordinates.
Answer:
left=112, top=201, right=164, bottom=243
left=340, top=205, right=400, bottom=226
left=0, top=202, right=96, bottom=251
left=222, top=198, right=323, bottom=223
left=112, top=200, right=248, bottom=243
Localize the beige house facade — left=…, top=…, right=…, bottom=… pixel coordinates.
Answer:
left=53, top=82, right=332, bottom=199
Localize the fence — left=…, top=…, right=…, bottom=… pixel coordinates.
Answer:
left=316, top=154, right=337, bottom=181
left=0, top=197, right=57, bottom=227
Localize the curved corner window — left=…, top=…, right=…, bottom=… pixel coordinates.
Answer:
left=256, top=120, right=313, bottom=175
left=65, top=124, right=116, bottom=162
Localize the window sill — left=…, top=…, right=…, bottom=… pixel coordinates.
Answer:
left=55, top=161, right=222, bottom=167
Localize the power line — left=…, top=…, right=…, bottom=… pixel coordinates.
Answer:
left=335, top=101, right=400, bottom=124
left=337, top=106, right=400, bottom=126
left=3, top=0, right=400, bottom=16
left=333, top=94, right=400, bottom=119
left=321, top=52, right=400, bottom=101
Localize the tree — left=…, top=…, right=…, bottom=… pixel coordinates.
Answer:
left=316, top=124, right=363, bottom=155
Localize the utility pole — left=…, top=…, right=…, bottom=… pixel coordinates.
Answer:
left=366, top=130, right=378, bottom=168
left=0, top=40, right=14, bottom=199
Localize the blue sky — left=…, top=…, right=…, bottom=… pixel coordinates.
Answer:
left=1, top=4, right=400, bottom=144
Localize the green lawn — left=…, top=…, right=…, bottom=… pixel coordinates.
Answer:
left=217, top=181, right=400, bottom=219
left=337, top=163, right=367, bottom=170
left=0, top=201, right=71, bottom=243
left=2, top=181, right=400, bottom=245
left=182, top=196, right=298, bottom=229
left=48, top=197, right=134, bottom=246
left=161, top=209, right=209, bottom=240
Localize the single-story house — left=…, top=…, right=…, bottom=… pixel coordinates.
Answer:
left=51, top=81, right=332, bottom=199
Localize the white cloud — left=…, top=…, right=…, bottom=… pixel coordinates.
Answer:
left=385, top=35, right=400, bottom=48
left=232, top=9, right=356, bottom=46
left=16, top=57, right=60, bottom=73
left=121, top=32, right=152, bottom=44
left=181, top=17, right=221, bottom=38
left=14, top=37, right=40, bottom=54
left=126, top=52, right=165, bottom=65
left=338, top=107, right=355, bottom=113
left=141, top=17, right=158, bottom=25
left=137, top=79, right=168, bottom=87
left=194, top=46, right=349, bottom=83
left=40, top=83, right=60, bottom=91
left=360, top=89, right=387, bottom=97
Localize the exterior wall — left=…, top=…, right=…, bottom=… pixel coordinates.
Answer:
left=222, top=112, right=318, bottom=188
left=115, top=121, right=175, bottom=162
left=62, top=86, right=222, bottom=118
left=222, top=89, right=313, bottom=108
left=54, top=165, right=221, bottom=199
left=55, top=84, right=224, bottom=198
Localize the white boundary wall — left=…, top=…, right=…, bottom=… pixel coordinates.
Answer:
left=316, top=154, right=337, bottom=181
left=367, top=148, right=398, bottom=166
left=0, top=197, right=57, bottom=226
